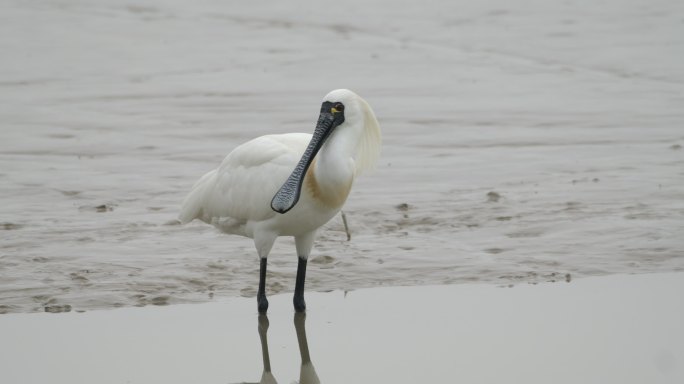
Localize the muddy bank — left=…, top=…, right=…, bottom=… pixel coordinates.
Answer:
left=1, top=0, right=683, bottom=313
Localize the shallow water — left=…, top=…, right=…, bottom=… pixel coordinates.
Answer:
left=2, top=274, right=683, bottom=383
left=1, top=0, right=684, bottom=314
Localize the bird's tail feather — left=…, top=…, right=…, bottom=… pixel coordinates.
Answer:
left=178, top=169, right=216, bottom=224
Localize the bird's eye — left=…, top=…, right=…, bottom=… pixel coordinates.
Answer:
left=333, top=103, right=344, bottom=112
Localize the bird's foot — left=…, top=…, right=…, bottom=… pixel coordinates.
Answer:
left=258, top=294, right=269, bottom=314
left=293, top=294, right=306, bottom=312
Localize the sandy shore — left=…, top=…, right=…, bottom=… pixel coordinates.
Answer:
left=1, top=272, right=682, bottom=383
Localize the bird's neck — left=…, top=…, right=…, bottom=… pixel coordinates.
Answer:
left=305, top=128, right=357, bottom=210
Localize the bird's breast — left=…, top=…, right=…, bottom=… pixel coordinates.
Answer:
left=304, top=158, right=353, bottom=211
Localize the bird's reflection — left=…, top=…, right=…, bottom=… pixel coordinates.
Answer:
left=242, top=313, right=320, bottom=384
left=256, top=314, right=277, bottom=384
left=293, top=312, right=320, bottom=384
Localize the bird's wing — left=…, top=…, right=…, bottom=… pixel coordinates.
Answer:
left=179, top=133, right=311, bottom=224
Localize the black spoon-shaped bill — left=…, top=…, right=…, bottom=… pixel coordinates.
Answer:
left=271, top=103, right=343, bottom=214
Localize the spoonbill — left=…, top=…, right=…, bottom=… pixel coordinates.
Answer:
left=179, top=89, right=381, bottom=313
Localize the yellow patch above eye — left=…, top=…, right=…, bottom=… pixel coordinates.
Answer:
left=331, top=107, right=340, bottom=114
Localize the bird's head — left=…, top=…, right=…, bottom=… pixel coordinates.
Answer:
left=270, top=89, right=381, bottom=214
left=322, top=89, right=381, bottom=175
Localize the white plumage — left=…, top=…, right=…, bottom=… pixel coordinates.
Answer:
left=179, top=89, right=381, bottom=312
left=179, top=133, right=312, bottom=232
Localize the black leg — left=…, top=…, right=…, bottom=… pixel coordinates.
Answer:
left=293, top=257, right=307, bottom=312
left=258, top=258, right=269, bottom=313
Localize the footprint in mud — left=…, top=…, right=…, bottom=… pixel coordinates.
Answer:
left=395, top=203, right=410, bottom=211
left=397, top=216, right=442, bottom=232
left=506, top=229, right=544, bottom=238
left=79, top=204, right=116, bottom=212
left=57, top=189, right=81, bottom=197
left=310, top=255, right=335, bottom=265
left=564, top=201, right=582, bottom=211
left=131, top=294, right=170, bottom=307
left=571, top=177, right=599, bottom=184
left=543, top=272, right=573, bottom=283
left=183, top=278, right=208, bottom=289
left=69, top=272, right=90, bottom=285
left=32, top=295, right=56, bottom=305
left=206, top=261, right=228, bottom=270
left=311, top=255, right=336, bottom=269
left=0, top=305, right=14, bottom=314
left=268, top=281, right=285, bottom=294
left=45, top=304, right=72, bottom=313
left=94, top=204, right=114, bottom=212
left=1, top=222, right=23, bottom=230
left=487, top=191, right=501, bottom=202
left=149, top=296, right=170, bottom=306
left=131, top=294, right=147, bottom=306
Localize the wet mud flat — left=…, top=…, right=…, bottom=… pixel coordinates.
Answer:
left=1, top=273, right=682, bottom=383
left=1, top=0, right=684, bottom=313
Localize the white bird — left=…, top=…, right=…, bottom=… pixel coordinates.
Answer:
left=179, top=89, right=381, bottom=313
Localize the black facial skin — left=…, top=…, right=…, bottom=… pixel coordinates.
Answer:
left=270, top=101, right=346, bottom=214
left=320, top=101, right=346, bottom=126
